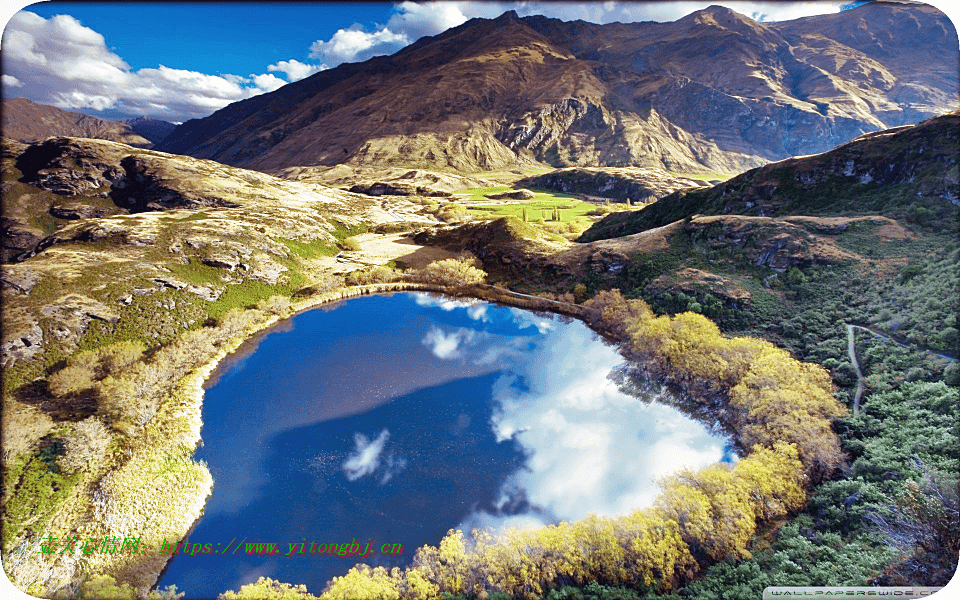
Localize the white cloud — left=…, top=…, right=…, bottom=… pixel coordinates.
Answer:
left=2, top=11, right=298, bottom=122
left=268, top=59, right=326, bottom=82
left=250, top=72, right=287, bottom=93
left=309, top=25, right=409, bottom=65
left=342, top=429, right=390, bottom=481
left=413, top=293, right=490, bottom=321
left=422, top=326, right=477, bottom=360
left=414, top=294, right=475, bottom=312
left=467, top=304, right=489, bottom=322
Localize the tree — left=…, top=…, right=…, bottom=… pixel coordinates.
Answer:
left=99, top=341, right=145, bottom=376
left=221, top=577, right=318, bottom=600
left=322, top=565, right=401, bottom=600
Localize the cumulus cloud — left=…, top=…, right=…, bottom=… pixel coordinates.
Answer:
left=342, top=429, right=390, bottom=481
left=309, top=25, right=409, bottom=65
left=250, top=72, right=287, bottom=93
left=2, top=75, right=24, bottom=88
left=268, top=59, right=326, bottom=82
left=2, top=10, right=294, bottom=122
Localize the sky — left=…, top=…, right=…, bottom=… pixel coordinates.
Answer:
left=0, top=1, right=957, bottom=123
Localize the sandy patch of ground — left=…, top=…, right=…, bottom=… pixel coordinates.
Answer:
left=874, top=219, right=914, bottom=241
left=332, top=232, right=458, bottom=274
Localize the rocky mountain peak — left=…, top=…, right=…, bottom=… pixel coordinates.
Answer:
left=155, top=4, right=958, bottom=175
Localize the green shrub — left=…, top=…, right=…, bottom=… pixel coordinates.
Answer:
left=2, top=444, right=81, bottom=547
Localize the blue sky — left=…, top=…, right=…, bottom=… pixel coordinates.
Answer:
left=1, top=1, right=956, bottom=123
left=20, top=2, right=399, bottom=76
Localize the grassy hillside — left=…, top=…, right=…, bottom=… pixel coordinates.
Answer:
left=580, top=113, right=960, bottom=242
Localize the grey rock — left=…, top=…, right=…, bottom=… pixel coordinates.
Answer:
left=1, top=323, right=43, bottom=368
left=1, top=268, right=39, bottom=293
left=185, top=285, right=221, bottom=301
left=50, top=203, right=96, bottom=220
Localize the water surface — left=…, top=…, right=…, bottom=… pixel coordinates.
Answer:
left=159, top=293, right=732, bottom=597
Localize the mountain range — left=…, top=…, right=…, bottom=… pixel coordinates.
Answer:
left=2, top=98, right=175, bottom=148
left=155, top=3, right=958, bottom=174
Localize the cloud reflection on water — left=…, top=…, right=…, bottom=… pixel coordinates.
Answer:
left=445, top=311, right=730, bottom=535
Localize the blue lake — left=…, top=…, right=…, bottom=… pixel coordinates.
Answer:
left=158, top=292, right=734, bottom=598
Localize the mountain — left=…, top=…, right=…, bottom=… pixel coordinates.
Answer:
left=1, top=98, right=156, bottom=147
left=578, top=111, right=960, bottom=241
left=121, top=116, right=178, bottom=145
left=156, top=3, right=958, bottom=174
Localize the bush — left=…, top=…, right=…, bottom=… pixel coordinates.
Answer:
left=97, top=375, right=155, bottom=426
left=99, top=341, right=145, bottom=376
left=47, top=364, right=97, bottom=397
left=218, top=308, right=267, bottom=338
left=345, top=266, right=401, bottom=286
left=341, top=237, right=362, bottom=252
left=1, top=399, right=54, bottom=466
left=412, top=258, right=486, bottom=287
left=436, top=203, right=468, bottom=223
left=220, top=577, right=318, bottom=600
left=79, top=574, right=137, bottom=600
left=258, top=295, right=292, bottom=315
left=58, top=417, right=113, bottom=474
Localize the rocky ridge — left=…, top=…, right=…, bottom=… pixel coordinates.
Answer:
left=3, top=98, right=156, bottom=148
